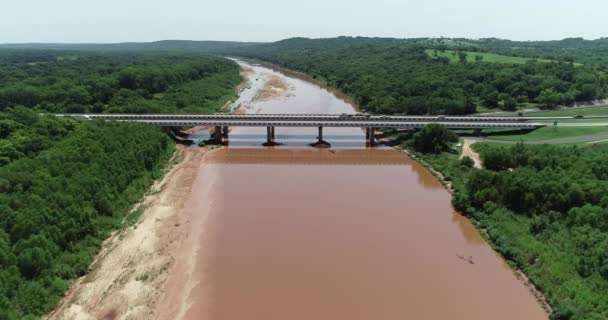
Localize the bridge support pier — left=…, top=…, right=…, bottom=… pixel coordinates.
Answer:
left=213, top=126, right=222, bottom=143
left=222, top=126, right=229, bottom=139
left=264, top=126, right=277, bottom=146
left=365, top=127, right=370, bottom=140
left=369, top=127, right=376, bottom=147
left=311, top=126, right=330, bottom=147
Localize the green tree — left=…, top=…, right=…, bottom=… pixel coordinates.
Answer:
left=538, top=88, right=561, bottom=109
left=503, top=96, right=518, bottom=111
left=413, top=124, right=458, bottom=154
left=461, top=156, right=475, bottom=167
left=458, top=52, right=468, bottom=63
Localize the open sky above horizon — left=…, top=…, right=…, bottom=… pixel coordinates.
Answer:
left=1, top=0, right=607, bottom=43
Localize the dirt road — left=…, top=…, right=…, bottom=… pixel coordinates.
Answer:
left=460, top=138, right=482, bottom=169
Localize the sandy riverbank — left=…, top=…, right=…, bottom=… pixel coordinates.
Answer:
left=45, top=146, right=211, bottom=320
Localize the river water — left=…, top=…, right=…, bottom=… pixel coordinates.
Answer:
left=178, top=61, right=548, bottom=319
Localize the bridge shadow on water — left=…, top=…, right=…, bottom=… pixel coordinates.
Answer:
left=192, top=132, right=377, bottom=148
left=227, top=134, right=364, bottom=140
left=224, top=140, right=372, bottom=148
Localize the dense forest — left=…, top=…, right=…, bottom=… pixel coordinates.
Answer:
left=0, top=50, right=244, bottom=318
left=0, top=112, right=175, bottom=318
left=0, top=51, right=241, bottom=114
left=0, top=40, right=260, bottom=53
left=230, top=41, right=608, bottom=114
left=0, top=107, right=77, bottom=166
left=7, top=38, right=608, bottom=115
left=403, top=136, right=608, bottom=320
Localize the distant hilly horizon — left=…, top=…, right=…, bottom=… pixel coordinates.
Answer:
left=3, top=36, right=608, bottom=64
left=0, top=40, right=262, bottom=52
left=2, top=36, right=608, bottom=49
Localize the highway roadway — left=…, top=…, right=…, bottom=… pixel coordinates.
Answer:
left=113, top=119, right=545, bottom=129
left=54, top=113, right=608, bottom=130
left=56, top=113, right=608, bottom=123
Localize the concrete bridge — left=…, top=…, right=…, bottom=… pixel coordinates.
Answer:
left=58, top=113, right=547, bottom=146
left=58, top=113, right=598, bottom=122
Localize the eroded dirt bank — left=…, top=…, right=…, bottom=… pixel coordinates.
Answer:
left=45, top=147, right=211, bottom=320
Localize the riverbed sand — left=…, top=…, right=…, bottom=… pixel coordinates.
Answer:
left=253, top=75, right=289, bottom=102
left=45, top=147, right=209, bottom=320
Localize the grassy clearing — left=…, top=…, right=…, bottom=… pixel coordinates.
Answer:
left=527, top=105, right=608, bottom=117
left=476, top=102, right=543, bottom=114
left=487, top=126, right=608, bottom=141
left=426, top=50, right=557, bottom=64
left=475, top=105, right=499, bottom=113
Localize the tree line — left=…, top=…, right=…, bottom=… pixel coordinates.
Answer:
left=0, top=51, right=241, bottom=114
left=414, top=139, right=608, bottom=320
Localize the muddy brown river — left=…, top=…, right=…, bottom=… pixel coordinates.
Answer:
left=174, top=61, right=548, bottom=319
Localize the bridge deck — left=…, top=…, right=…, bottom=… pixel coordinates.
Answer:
left=56, top=113, right=606, bottom=122
left=57, top=113, right=547, bottom=129
left=121, top=119, right=544, bottom=129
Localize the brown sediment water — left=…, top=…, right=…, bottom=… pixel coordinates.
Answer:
left=160, top=61, right=549, bottom=320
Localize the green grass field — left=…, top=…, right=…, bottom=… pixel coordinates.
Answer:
left=475, top=105, right=505, bottom=113
left=527, top=105, right=608, bottom=117
left=425, top=50, right=558, bottom=64
left=476, top=102, right=543, bottom=114
left=535, top=118, right=608, bottom=124
left=487, top=126, right=608, bottom=141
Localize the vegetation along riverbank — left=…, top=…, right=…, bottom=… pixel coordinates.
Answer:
left=3, top=36, right=608, bottom=319
left=387, top=126, right=608, bottom=320
left=223, top=37, right=608, bottom=319
left=0, top=51, right=242, bottom=319
left=225, top=37, right=608, bottom=115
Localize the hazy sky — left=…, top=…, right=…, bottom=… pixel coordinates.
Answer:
left=1, top=0, right=607, bottom=43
